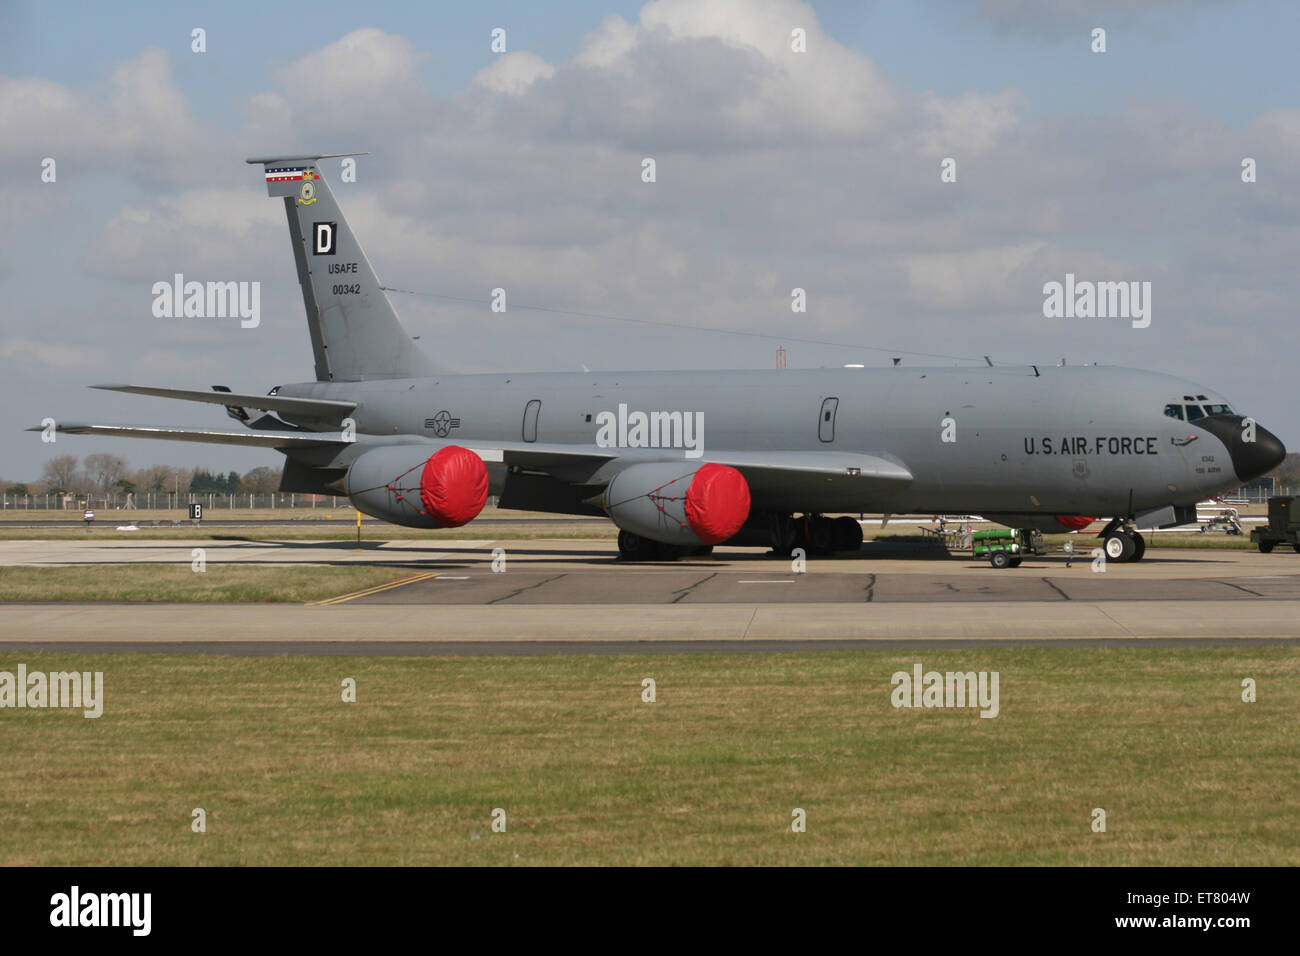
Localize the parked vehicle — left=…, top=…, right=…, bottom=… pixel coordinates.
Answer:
left=1250, top=496, right=1300, bottom=553
left=972, top=528, right=1045, bottom=568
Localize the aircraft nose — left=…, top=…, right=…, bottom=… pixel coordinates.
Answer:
left=1193, top=415, right=1287, bottom=482
left=1234, top=423, right=1287, bottom=482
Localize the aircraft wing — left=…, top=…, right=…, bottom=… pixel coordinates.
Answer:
left=32, top=415, right=911, bottom=503
left=28, top=423, right=351, bottom=449
left=463, top=445, right=911, bottom=486
left=701, top=450, right=912, bottom=507
left=91, top=384, right=356, bottom=418
left=704, top=450, right=911, bottom=482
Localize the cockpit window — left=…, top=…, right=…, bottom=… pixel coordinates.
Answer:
left=1185, top=405, right=1206, bottom=422
left=1163, top=404, right=1184, bottom=420
left=1203, top=403, right=1232, bottom=416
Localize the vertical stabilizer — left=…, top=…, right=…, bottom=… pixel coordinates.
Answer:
left=247, top=154, right=435, bottom=382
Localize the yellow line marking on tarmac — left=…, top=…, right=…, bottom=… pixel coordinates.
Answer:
left=307, top=572, right=440, bottom=606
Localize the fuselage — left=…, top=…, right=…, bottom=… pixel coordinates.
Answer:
left=279, top=363, right=1284, bottom=519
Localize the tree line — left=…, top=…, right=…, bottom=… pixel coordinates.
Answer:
left=2, top=455, right=283, bottom=498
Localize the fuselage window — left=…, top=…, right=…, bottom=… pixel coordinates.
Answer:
left=1163, top=404, right=1184, bottom=420
left=1185, top=405, right=1206, bottom=422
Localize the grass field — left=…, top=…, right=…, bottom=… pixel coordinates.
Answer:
left=1, top=648, right=1295, bottom=865
left=0, top=565, right=412, bottom=603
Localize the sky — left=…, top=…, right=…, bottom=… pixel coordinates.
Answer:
left=2, top=0, right=1298, bottom=481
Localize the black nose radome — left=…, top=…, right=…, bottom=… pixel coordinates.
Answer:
left=1192, top=415, right=1287, bottom=483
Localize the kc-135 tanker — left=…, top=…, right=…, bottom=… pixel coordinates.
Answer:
left=37, top=154, right=1286, bottom=563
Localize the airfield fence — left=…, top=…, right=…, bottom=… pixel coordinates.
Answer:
left=0, top=493, right=502, bottom=512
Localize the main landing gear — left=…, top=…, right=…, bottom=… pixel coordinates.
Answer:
left=768, top=513, right=864, bottom=557
left=1099, top=520, right=1145, bottom=563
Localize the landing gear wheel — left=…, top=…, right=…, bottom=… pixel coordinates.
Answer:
left=809, top=517, right=837, bottom=555
left=1130, top=532, right=1146, bottom=561
left=1293, top=543, right=1300, bottom=554
left=1103, top=532, right=1135, bottom=563
left=833, top=516, right=864, bottom=553
left=767, top=513, right=799, bottom=556
left=1258, top=540, right=1275, bottom=554
left=618, top=530, right=660, bottom=561
left=990, top=550, right=1011, bottom=569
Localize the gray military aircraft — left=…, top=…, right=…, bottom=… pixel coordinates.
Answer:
left=36, top=153, right=1286, bottom=563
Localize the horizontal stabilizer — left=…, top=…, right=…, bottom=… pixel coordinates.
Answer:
left=92, top=384, right=356, bottom=418
left=29, top=423, right=351, bottom=449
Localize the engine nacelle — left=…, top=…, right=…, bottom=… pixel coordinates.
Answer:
left=346, top=444, right=488, bottom=529
left=603, top=461, right=750, bottom=546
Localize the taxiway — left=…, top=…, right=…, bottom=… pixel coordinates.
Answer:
left=2, top=538, right=1298, bottom=652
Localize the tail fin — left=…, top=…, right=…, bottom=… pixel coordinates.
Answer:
left=247, top=153, right=436, bottom=382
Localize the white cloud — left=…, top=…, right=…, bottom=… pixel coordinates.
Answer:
left=919, top=88, right=1025, bottom=156
left=274, top=28, right=428, bottom=104
left=0, top=48, right=203, bottom=182
left=473, top=52, right=556, bottom=94
left=556, top=0, right=901, bottom=143
left=86, top=188, right=281, bottom=278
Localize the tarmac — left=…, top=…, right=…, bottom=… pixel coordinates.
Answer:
left=3, top=537, right=1299, bottom=654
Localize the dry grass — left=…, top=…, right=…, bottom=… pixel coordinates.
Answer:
left=0, top=648, right=1295, bottom=865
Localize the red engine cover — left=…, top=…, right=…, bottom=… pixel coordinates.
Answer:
left=1055, top=515, right=1095, bottom=531
left=419, top=446, right=489, bottom=528
left=683, top=463, right=751, bottom=544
